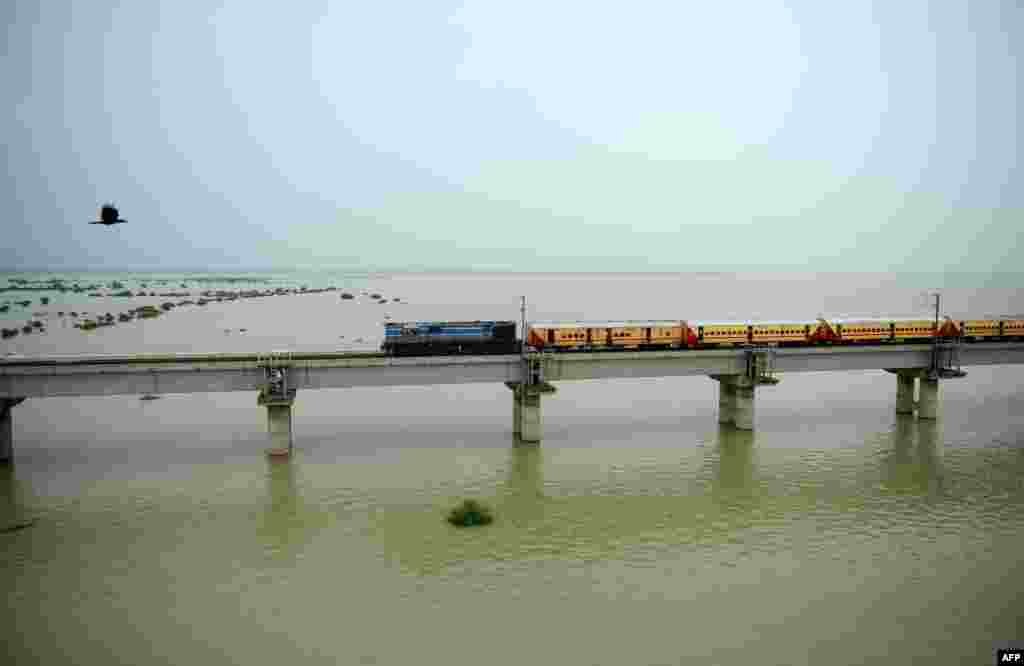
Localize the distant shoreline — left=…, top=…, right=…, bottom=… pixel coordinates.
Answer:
left=2, top=268, right=1021, bottom=276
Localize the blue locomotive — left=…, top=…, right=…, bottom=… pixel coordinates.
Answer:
left=382, top=320, right=518, bottom=356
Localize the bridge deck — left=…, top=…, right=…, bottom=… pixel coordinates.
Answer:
left=1, top=343, right=1022, bottom=399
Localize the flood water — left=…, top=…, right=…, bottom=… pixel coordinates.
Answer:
left=2, top=272, right=1023, bottom=665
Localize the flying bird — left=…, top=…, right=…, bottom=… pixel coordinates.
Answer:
left=90, top=204, right=127, bottom=226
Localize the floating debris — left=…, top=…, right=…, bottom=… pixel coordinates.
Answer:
left=139, top=394, right=160, bottom=401
left=1, top=518, right=37, bottom=534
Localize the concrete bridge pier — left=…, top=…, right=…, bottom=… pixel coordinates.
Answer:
left=258, top=389, right=296, bottom=458
left=733, top=378, right=756, bottom=431
left=712, top=376, right=756, bottom=430
left=917, top=376, right=940, bottom=420
left=887, top=369, right=941, bottom=420
left=895, top=372, right=918, bottom=415
left=714, top=376, right=737, bottom=425
left=717, top=377, right=737, bottom=425
left=0, top=398, right=26, bottom=465
left=506, top=382, right=556, bottom=443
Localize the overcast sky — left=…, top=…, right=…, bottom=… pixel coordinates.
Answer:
left=2, top=1, right=1020, bottom=272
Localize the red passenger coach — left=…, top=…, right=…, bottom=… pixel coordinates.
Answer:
left=808, top=319, right=840, bottom=344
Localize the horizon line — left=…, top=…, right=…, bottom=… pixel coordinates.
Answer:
left=2, top=266, right=1023, bottom=275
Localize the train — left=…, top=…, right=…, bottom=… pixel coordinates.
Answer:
left=381, top=317, right=1024, bottom=356
left=382, top=320, right=518, bottom=356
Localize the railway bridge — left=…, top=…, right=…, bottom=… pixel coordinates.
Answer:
left=1, top=342, right=1023, bottom=459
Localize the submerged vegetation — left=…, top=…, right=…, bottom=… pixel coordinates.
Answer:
left=447, top=499, right=494, bottom=527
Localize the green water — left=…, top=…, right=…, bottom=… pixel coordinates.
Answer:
left=2, top=272, right=1023, bottom=664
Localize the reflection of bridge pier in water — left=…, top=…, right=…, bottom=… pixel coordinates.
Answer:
left=883, top=415, right=944, bottom=495
left=708, top=426, right=758, bottom=504
left=258, top=458, right=320, bottom=563
left=499, top=443, right=546, bottom=525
